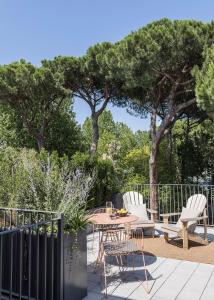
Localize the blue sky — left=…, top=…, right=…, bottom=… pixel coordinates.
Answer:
left=1, top=0, right=214, bottom=131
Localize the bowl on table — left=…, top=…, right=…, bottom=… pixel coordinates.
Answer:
left=116, top=209, right=129, bottom=217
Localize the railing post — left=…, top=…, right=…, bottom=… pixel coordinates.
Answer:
left=0, top=235, right=2, bottom=299
left=57, top=213, right=64, bottom=300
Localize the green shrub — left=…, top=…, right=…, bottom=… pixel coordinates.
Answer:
left=0, top=146, right=121, bottom=225
left=0, top=147, right=96, bottom=231
left=70, top=152, right=120, bottom=208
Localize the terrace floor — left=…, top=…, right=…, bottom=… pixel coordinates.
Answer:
left=84, top=225, right=214, bottom=300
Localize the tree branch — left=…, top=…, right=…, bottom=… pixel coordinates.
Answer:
left=96, top=96, right=109, bottom=117
left=73, top=92, right=94, bottom=110
left=152, top=67, right=175, bottom=82
left=175, top=98, right=196, bottom=113
left=175, top=89, right=194, bottom=96
left=178, top=79, right=194, bottom=86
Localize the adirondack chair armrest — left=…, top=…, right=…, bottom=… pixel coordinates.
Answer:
left=160, top=212, right=181, bottom=218
left=160, top=212, right=181, bottom=224
left=147, top=209, right=158, bottom=214
left=147, top=209, right=158, bottom=222
left=180, top=215, right=208, bottom=223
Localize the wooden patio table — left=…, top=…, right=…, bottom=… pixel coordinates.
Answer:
left=88, top=212, right=139, bottom=226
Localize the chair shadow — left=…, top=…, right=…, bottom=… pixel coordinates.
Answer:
left=162, top=235, right=214, bottom=249
left=88, top=252, right=162, bottom=297
left=103, top=259, right=162, bottom=297
left=202, top=232, right=214, bottom=242
left=156, top=227, right=214, bottom=246
left=105, top=251, right=157, bottom=267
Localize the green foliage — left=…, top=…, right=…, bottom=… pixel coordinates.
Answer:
left=107, top=18, right=210, bottom=107
left=105, top=19, right=213, bottom=203
left=195, top=44, right=214, bottom=120
left=81, top=111, right=117, bottom=152
left=134, top=130, right=150, bottom=148
left=81, top=117, right=93, bottom=150
left=82, top=110, right=136, bottom=161
left=0, top=100, right=82, bottom=157
left=0, top=18, right=213, bottom=217
left=44, top=100, right=83, bottom=156
left=70, top=151, right=119, bottom=207
left=157, top=135, right=180, bottom=183
left=0, top=147, right=58, bottom=209
left=124, top=147, right=149, bottom=172
left=173, top=119, right=214, bottom=183
left=0, top=60, right=69, bottom=150
left=51, top=43, right=125, bottom=106
left=0, top=104, right=36, bottom=148
left=122, top=147, right=150, bottom=185
left=82, top=111, right=148, bottom=188
left=48, top=43, right=127, bottom=152
left=0, top=147, right=95, bottom=231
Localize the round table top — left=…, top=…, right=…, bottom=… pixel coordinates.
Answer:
left=88, top=212, right=138, bottom=225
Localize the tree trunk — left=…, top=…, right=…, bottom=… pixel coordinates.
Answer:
left=21, top=112, right=45, bottom=152
left=149, top=143, right=158, bottom=211
left=149, top=110, right=158, bottom=211
left=211, top=173, right=214, bottom=185
left=36, top=134, right=44, bottom=152
left=148, top=97, right=196, bottom=211
left=90, top=114, right=99, bottom=153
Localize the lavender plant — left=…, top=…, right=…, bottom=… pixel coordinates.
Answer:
left=22, top=152, right=96, bottom=231
left=0, top=147, right=96, bottom=231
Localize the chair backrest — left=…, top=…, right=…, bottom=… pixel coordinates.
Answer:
left=177, top=194, right=207, bottom=233
left=88, top=207, right=106, bottom=215
left=186, top=194, right=207, bottom=213
left=124, top=223, right=144, bottom=251
left=103, top=223, right=144, bottom=253
left=123, top=191, right=149, bottom=221
left=123, top=191, right=144, bottom=209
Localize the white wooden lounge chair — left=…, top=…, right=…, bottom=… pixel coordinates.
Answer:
left=123, top=191, right=157, bottom=237
left=161, top=194, right=208, bottom=249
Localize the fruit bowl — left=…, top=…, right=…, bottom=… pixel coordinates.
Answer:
left=117, top=209, right=128, bottom=217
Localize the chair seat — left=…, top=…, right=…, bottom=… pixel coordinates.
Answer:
left=161, top=224, right=181, bottom=234
left=103, top=240, right=140, bottom=255
left=131, top=220, right=155, bottom=231
left=133, top=219, right=154, bottom=225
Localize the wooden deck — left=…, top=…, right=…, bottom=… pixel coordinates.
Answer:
left=84, top=226, right=214, bottom=300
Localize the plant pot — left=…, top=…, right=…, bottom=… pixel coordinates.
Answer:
left=63, top=230, right=87, bottom=300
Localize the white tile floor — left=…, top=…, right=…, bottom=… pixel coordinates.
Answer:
left=83, top=226, right=214, bottom=300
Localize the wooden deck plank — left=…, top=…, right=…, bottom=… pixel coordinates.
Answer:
left=110, top=256, right=166, bottom=299
left=85, top=229, right=214, bottom=300
left=176, top=263, right=214, bottom=300
left=200, top=269, right=214, bottom=300
left=151, top=260, right=199, bottom=300
left=128, top=258, right=182, bottom=300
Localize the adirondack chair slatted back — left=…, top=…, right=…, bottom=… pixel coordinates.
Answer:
left=123, top=191, right=149, bottom=221
left=177, top=194, right=207, bottom=233
left=123, top=191, right=144, bottom=209
left=186, top=194, right=207, bottom=213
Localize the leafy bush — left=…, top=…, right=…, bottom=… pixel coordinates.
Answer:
left=70, top=152, right=120, bottom=207
left=0, top=147, right=95, bottom=231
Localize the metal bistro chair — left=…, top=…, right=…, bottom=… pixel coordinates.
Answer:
left=88, top=207, right=106, bottom=252
left=100, top=223, right=150, bottom=297
left=89, top=207, right=118, bottom=253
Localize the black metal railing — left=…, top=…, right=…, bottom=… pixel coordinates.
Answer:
left=127, top=184, right=214, bottom=226
left=0, top=208, right=64, bottom=300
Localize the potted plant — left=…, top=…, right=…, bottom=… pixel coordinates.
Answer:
left=58, top=170, right=96, bottom=300
left=63, top=211, right=89, bottom=300
left=20, top=151, right=96, bottom=300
